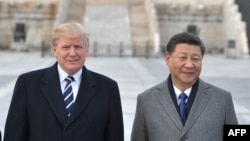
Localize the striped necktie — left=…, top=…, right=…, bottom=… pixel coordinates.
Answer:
left=63, top=76, right=75, bottom=117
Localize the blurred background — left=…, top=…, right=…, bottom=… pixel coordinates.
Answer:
left=0, top=0, right=249, bottom=58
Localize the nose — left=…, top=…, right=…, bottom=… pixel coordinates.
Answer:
left=69, top=47, right=77, bottom=56
left=184, top=59, right=194, bottom=68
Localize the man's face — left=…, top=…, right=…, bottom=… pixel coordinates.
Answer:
left=52, top=37, right=89, bottom=75
left=165, top=43, right=203, bottom=90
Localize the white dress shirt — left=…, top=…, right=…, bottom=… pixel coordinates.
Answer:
left=173, top=85, right=192, bottom=105
left=58, top=64, right=82, bottom=102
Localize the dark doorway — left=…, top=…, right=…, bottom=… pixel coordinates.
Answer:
left=187, top=24, right=198, bottom=35
left=14, top=23, right=26, bottom=42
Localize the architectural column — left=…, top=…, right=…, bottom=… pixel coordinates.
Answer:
left=53, top=0, right=71, bottom=28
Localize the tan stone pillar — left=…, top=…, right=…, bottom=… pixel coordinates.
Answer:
left=53, top=0, right=71, bottom=28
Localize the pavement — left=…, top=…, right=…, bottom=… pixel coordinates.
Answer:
left=0, top=50, right=250, bottom=141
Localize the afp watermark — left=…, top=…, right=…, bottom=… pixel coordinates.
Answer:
left=224, top=125, right=250, bottom=141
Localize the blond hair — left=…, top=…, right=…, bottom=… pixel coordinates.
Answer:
left=51, top=22, right=89, bottom=46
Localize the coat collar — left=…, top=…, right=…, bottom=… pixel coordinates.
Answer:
left=182, top=79, right=211, bottom=133
left=66, top=66, right=96, bottom=126
left=155, top=78, right=211, bottom=132
left=156, top=79, right=184, bottom=131
left=41, top=63, right=97, bottom=127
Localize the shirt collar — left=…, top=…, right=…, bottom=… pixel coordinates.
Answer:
left=57, top=64, right=82, bottom=84
left=173, top=85, right=192, bottom=98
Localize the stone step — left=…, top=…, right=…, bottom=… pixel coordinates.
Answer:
left=131, top=27, right=149, bottom=36
left=127, top=0, right=145, bottom=6
left=129, top=5, right=145, bottom=13
left=67, top=0, right=86, bottom=22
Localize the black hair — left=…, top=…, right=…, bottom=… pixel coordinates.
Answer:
left=166, top=32, right=206, bottom=56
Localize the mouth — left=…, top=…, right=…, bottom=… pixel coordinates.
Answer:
left=182, top=71, right=194, bottom=76
left=67, top=60, right=78, bottom=63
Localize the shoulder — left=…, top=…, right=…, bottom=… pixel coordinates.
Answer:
left=199, top=79, right=231, bottom=96
left=86, top=69, right=117, bottom=84
left=138, top=80, right=166, bottom=98
left=17, top=64, right=56, bottom=81
left=17, top=67, right=49, bottom=80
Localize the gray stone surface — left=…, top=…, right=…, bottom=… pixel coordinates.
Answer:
left=84, top=5, right=131, bottom=48
left=0, top=51, right=249, bottom=141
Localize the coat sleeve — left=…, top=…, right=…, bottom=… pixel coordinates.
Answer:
left=104, top=82, right=124, bottom=141
left=4, top=75, right=29, bottom=141
left=225, top=93, right=238, bottom=124
left=131, top=94, right=148, bottom=141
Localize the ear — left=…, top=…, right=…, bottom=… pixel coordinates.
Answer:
left=51, top=46, right=56, bottom=57
left=165, top=52, right=170, bottom=65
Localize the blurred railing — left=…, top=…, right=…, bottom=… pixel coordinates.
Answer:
left=89, top=41, right=132, bottom=57
left=40, top=40, right=160, bottom=58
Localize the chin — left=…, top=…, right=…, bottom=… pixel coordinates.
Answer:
left=182, top=77, right=196, bottom=83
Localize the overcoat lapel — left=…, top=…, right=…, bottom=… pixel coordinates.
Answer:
left=156, top=80, right=183, bottom=131
left=41, top=63, right=68, bottom=126
left=66, top=67, right=97, bottom=126
left=182, top=80, right=211, bottom=133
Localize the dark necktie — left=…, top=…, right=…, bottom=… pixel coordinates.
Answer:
left=63, top=76, right=75, bottom=117
left=179, top=93, right=188, bottom=124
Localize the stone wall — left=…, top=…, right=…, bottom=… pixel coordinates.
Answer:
left=0, top=1, right=57, bottom=50
left=154, top=1, right=224, bottom=53
left=152, top=0, right=249, bottom=58
left=86, top=0, right=126, bottom=5
left=0, top=0, right=248, bottom=58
